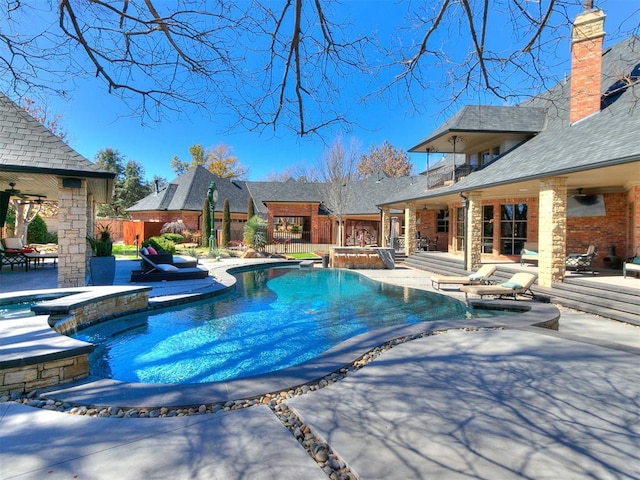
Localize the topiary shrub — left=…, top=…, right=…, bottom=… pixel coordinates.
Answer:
left=27, top=214, right=49, bottom=244
left=161, top=233, right=184, bottom=244
left=146, top=236, right=176, bottom=254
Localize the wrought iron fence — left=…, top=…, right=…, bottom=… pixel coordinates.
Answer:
left=264, top=228, right=333, bottom=255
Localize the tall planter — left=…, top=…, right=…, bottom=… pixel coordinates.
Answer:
left=90, top=255, right=116, bottom=286
left=87, top=225, right=115, bottom=286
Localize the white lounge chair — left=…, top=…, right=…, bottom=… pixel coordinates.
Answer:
left=460, top=272, right=538, bottom=301
left=430, top=264, right=497, bottom=290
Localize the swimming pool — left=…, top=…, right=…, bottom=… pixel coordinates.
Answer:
left=0, top=293, right=71, bottom=320
left=0, top=301, right=36, bottom=320
left=73, top=266, right=476, bottom=384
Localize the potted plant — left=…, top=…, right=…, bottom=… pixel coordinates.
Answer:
left=87, top=225, right=116, bottom=285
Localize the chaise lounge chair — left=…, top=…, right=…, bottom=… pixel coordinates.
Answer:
left=520, top=242, right=539, bottom=266
left=430, top=264, right=497, bottom=290
left=623, top=246, right=640, bottom=278
left=130, top=253, right=209, bottom=282
left=460, top=272, right=538, bottom=301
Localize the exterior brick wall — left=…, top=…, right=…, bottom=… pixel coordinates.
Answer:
left=130, top=211, right=203, bottom=234
left=570, top=9, right=605, bottom=124
left=567, top=192, right=628, bottom=265
left=628, top=186, right=640, bottom=256
left=266, top=202, right=325, bottom=243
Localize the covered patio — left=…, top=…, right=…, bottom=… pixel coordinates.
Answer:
left=0, top=93, right=115, bottom=287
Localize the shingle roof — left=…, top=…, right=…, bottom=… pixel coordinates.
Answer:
left=409, top=105, right=548, bottom=152
left=454, top=36, right=640, bottom=190
left=392, top=35, right=640, bottom=203
left=0, top=93, right=110, bottom=177
left=127, top=166, right=251, bottom=213
left=263, top=178, right=323, bottom=203
left=0, top=92, right=114, bottom=203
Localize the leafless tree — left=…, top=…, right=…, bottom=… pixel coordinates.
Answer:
left=317, top=135, right=360, bottom=246
left=1, top=1, right=638, bottom=136
left=358, top=141, right=414, bottom=178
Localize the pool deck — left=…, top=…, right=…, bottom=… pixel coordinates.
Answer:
left=1, top=258, right=640, bottom=479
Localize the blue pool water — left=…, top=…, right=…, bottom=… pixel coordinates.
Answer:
left=0, top=302, right=35, bottom=320
left=73, top=266, right=474, bottom=384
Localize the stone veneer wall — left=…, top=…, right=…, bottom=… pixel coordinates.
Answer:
left=53, top=290, right=150, bottom=335
left=1, top=290, right=150, bottom=396
left=539, top=178, right=568, bottom=287
left=330, top=247, right=395, bottom=269
left=1, top=355, right=89, bottom=396
left=404, top=203, right=416, bottom=256
left=57, top=178, right=88, bottom=287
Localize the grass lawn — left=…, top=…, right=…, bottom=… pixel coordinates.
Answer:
left=287, top=252, right=321, bottom=259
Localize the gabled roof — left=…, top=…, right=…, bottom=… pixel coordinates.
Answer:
left=455, top=36, right=640, bottom=190
left=262, top=178, right=323, bottom=203
left=244, top=181, right=281, bottom=215
left=127, top=166, right=250, bottom=213
left=0, top=93, right=114, bottom=203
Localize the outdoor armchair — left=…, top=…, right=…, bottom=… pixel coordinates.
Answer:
left=0, top=239, right=28, bottom=271
left=519, top=242, right=539, bottom=266
left=565, top=245, right=597, bottom=276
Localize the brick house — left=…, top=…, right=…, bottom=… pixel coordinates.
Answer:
left=128, top=166, right=414, bottom=247
left=380, top=5, right=640, bottom=288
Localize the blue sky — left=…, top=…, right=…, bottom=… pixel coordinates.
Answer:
left=38, top=0, right=638, bottom=182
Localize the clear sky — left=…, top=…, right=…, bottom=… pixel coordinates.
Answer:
left=37, top=0, right=638, bottom=182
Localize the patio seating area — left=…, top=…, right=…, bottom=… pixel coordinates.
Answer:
left=0, top=238, right=59, bottom=272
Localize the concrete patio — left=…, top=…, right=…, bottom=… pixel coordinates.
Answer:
left=1, top=258, right=639, bottom=479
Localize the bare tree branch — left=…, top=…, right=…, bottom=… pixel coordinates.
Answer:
left=1, top=1, right=638, bottom=136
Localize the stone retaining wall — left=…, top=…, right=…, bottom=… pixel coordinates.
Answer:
left=1, top=355, right=89, bottom=396
left=1, top=288, right=151, bottom=396
left=330, top=247, right=395, bottom=269
left=52, top=291, right=149, bottom=334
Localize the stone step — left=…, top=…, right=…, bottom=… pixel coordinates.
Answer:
left=403, top=252, right=640, bottom=327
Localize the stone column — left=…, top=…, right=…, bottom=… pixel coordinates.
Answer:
left=57, top=178, right=88, bottom=287
left=539, top=178, right=567, bottom=287
left=405, top=202, right=416, bottom=256
left=381, top=207, right=390, bottom=247
left=466, top=191, right=483, bottom=270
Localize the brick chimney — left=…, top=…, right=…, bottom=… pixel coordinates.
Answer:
left=570, top=3, right=606, bottom=124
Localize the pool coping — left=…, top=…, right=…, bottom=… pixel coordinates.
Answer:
left=2, top=261, right=561, bottom=408
left=39, top=303, right=561, bottom=409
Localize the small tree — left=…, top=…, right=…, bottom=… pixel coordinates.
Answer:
left=243, top=216, right=267, bottom=251
left=247, top=196, right=255, bottom=220
left=26, top=214, right=49, bottom=244
left=318, top=135, right=360, bottom=246
left=221, top=198, right=231, bottom=248
left=201, top=196, right=210, bottom=248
